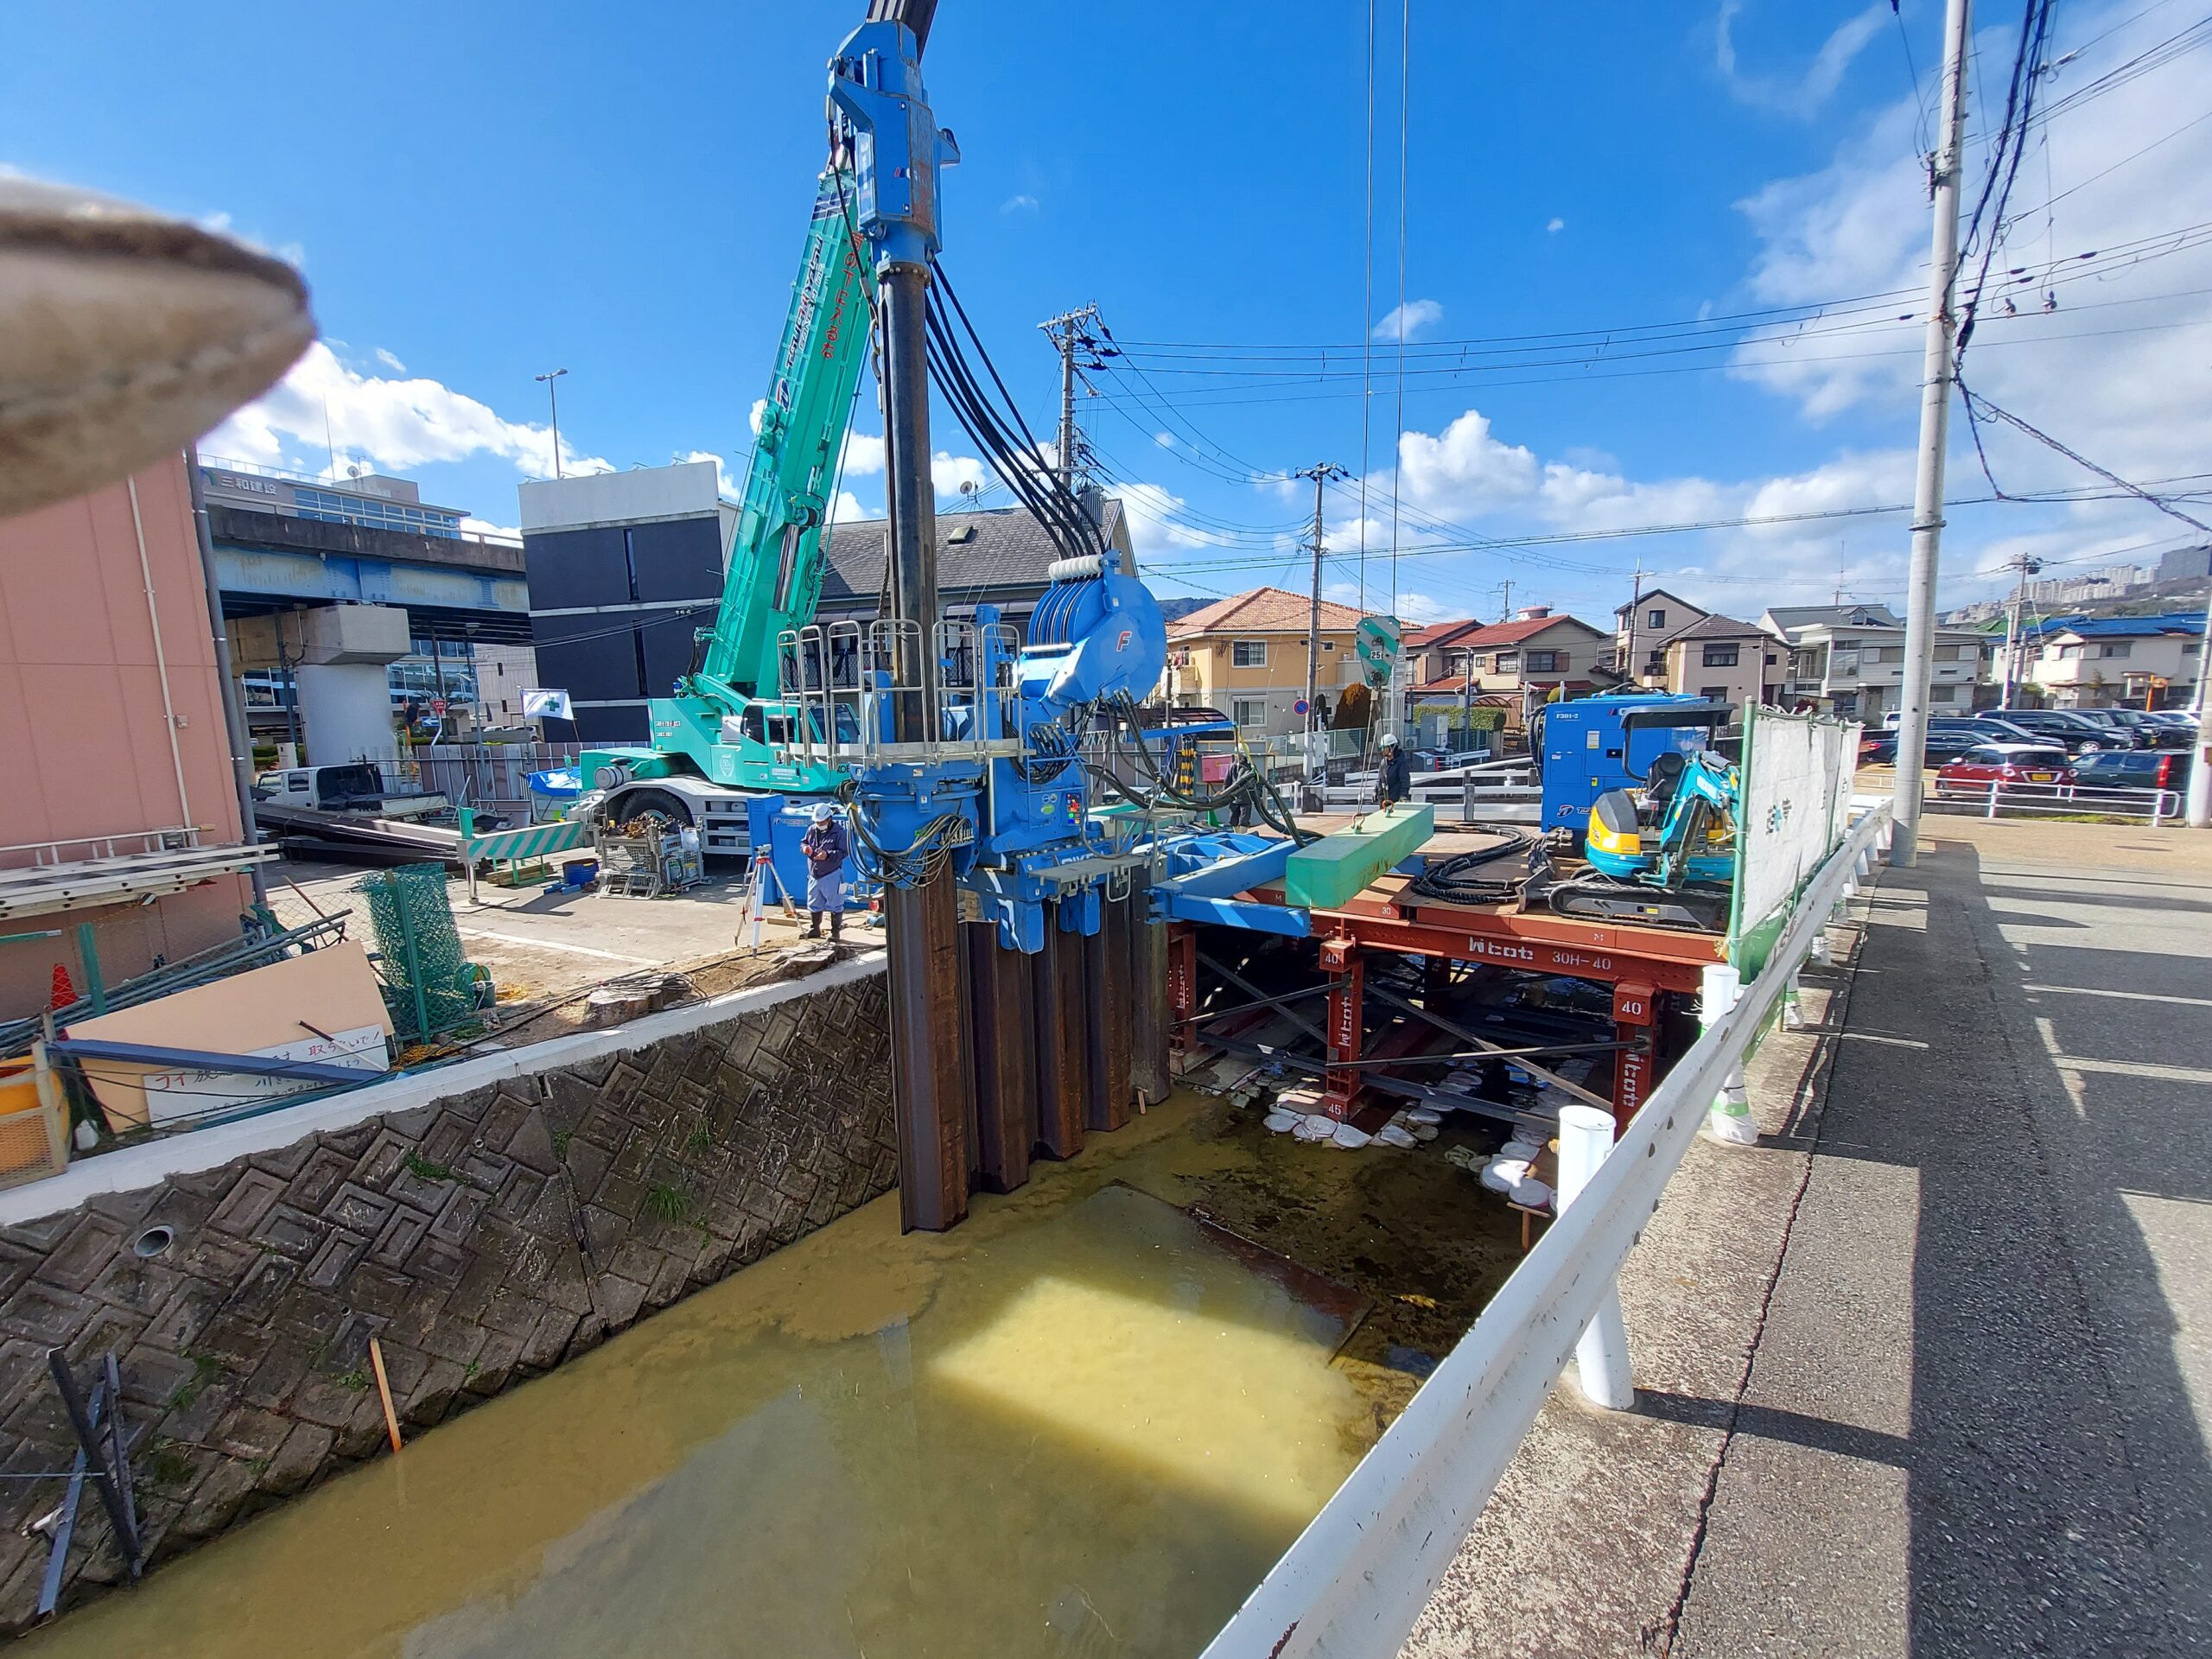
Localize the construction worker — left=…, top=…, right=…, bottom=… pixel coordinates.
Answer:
left=1375, top=731, right=1410, bottom=810
left=800, top=802, right=849, bottom=940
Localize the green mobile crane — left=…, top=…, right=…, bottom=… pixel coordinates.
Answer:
left=576, top=160, right=876, bottom=851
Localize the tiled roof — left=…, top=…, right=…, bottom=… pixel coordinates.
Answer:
left=2021, top=610, right=2208, bottom=641
left=1404, top=619, right=1483, bottom=649
left=1166, top=585, right=1373, bottom=636
left=1450, top=613, right=1603, bottom=649
left=1661, top=613, right=1764, bottom=645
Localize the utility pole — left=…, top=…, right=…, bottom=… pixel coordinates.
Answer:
left=535, top=368, right=569, bottom=480
left=1295, top=461, right=1350, bottom=785
left=2188, top=580, right=2212, bottom=828
left=1998, top=553, right=2043, bottom=709
left=1039, top=304, right=1099, bottom=490
left=1891, top=0, right=1972, bottom=868
left=1498, top=579, right=1514, bottom=622
left=1622, top=562, right=1646, bottom=686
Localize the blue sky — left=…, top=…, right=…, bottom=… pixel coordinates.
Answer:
left=7, top=0, right=2207, bottom=627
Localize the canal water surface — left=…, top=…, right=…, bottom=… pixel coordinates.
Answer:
left=22, top=1104, right=1406, bottom=1659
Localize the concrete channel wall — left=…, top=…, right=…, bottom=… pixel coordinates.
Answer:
left=0, top=956, right=894, bottom=1628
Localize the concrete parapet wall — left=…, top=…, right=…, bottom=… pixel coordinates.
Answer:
left=0, top=959, right=893, bottom=1626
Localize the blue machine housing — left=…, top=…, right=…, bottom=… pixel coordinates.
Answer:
left=1540, top=693, right=1732, bottom=833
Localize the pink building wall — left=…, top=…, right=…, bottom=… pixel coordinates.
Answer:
left=0, top=454, right=254, bottom=1023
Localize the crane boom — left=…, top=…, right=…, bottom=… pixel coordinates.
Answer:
left=693, top=171, right=870, bottom=702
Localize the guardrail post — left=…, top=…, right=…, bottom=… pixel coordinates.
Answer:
left=1700, top=963, right=1756, bottom=1145
left=1986, top=779, right=2000, bottom=820
left=1782, top=969, right=1807, bottom=1030
left=1555, top=1104, right=1635, bottom=1410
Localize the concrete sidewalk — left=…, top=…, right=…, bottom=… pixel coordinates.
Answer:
left=1403, top=820, right=2212, bottom=1657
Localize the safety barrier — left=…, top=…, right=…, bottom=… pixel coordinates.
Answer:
left=1199, top=797, right=1894, bottom=1659
left=1929, top=777, right=2183, bottom=824
left=456, top=810, right=589, bottom=903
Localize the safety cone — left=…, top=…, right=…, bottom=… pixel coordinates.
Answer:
left=48, top=963, right=74, bottom=1010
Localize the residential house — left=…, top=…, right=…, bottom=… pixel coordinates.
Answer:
left=1161, top=586, right=1375, bottom=736
left=1612, top=588, right=1708, bottom=685
left=1656, top=613, right=1777, bottom=712
left=1994, top=611, right=2206, bottom=709
left=1770, top=618, right=1986, bottom=721
left=1402, top=608, right=1613, bottom=739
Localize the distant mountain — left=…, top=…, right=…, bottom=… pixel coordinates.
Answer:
left=1156, top=595, right=1211, bottom=625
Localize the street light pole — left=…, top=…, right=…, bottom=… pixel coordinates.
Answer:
left=535, top=368, right=569, bottom=480
left=1294, top=461, right=1349, bottom=786
left=2187, top=582, right=2212, bottom=828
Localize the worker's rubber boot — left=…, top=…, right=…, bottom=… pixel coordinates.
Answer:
left=804, top=913, right=823, bottom=938
left=830, top=912, right=843, bottom=942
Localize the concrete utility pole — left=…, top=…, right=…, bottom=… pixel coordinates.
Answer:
left=1622, top=563, right=1646, bottom=685
left=1039, top=304, right=1098, bottom=490
left=1498, top=579, right=1514, bottom=623
left=2188, top=582, right=2212, bottom=828
left=535, top=369, right=569, bottom=480
left=1891, top=0, right=1972, bottom=868
left=1295, top=461, right=1350, bottom=784
left=1998, top=553, right=2043, bottom=709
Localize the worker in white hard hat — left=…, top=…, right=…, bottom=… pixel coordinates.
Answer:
left=798, top=801, right=849, bottom=941
left=1375, top=731, right=1410, bottom=810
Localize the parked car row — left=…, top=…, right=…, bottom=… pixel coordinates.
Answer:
left=1865, top=707, right=2198, bottom=766
left=1930, top=741, right=2190, bottom=799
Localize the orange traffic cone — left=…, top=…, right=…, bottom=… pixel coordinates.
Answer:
left=48, top=963, right=74, bottom=1010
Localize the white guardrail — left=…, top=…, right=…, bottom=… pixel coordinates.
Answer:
left=1930, top=778, right=2183, bottom=823
left=1200, top=797, right=1895, bottom=1659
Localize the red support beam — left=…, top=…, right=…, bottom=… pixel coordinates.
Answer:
left=1322, top=944, right=1365, bottom=1120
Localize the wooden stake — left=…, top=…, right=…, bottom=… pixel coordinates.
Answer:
left=367, top=1338, right=403, bottom=1455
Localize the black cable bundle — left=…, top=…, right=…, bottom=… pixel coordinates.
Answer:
left=1408, top=829, right=1534, bottom=904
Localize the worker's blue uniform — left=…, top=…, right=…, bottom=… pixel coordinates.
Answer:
left=799, top=817, right=849, bottom=925
left=1376, top=747, right=1411, bottom=808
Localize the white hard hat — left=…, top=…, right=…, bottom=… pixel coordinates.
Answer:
left=811, top=802, right=834, bottom=822
left=1380, top=733, right=1399, bottom=747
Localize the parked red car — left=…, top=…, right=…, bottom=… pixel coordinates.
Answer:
left=1932, top=742, right=2075, bottom=798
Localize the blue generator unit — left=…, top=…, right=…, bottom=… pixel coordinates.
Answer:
left=1538, top=693, right=1731, bottom=833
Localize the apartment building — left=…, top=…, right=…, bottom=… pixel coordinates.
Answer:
left=1612, top=588, right=1708, bottom=685
left=1772, top=619, right=1986, bottom=720
left=1656, top=614, right=1777, bottom=710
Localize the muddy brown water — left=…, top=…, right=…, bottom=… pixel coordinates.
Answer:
left=21, top=1095, right=1521, bottom=1659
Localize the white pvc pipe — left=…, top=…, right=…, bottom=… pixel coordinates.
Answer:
left=127, top=474, right=193, bottom=830
left=1555, top=1106, right=1634, bottom=1410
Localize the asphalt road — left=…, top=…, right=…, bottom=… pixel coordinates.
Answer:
left=1405, top=820, right=2212, bottom=1657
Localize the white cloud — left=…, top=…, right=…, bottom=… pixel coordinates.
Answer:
left=931, top=451, right=990, bottom=498
left=373, top=346, right=407, bottom=374
left=1730, top=0, right=2212, bottom=483
left=1547, top=217, right=1566, bottom=234
left=1000, top=194, right=1039, bottom=215
left=827, top=490, right=871, bottom=524
left=1716, top=0, right=1890, bottom=114
left=1395, top=409, right=1541, bottom=512
left=1106, top=479, right=1241, bottom=556
left=840, top=430, right=887, bottom=475
left=680, top=449, right=741, bottom=498
left=205, top=340, right=610, bottom=481
left=1154, top=431, right=1176, bottom=448
left=458, top=515, right=519, bottom=542
left=1372, top=299, right=1443, bottom=343
left=749, top=398, right=767, bottom=437
left=1394, top=590, right=1454, bottom=624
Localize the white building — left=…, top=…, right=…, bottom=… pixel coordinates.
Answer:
left=1993, top=612, right=2207, bottom=709
left=1766, top=607, right=1986, bottom=721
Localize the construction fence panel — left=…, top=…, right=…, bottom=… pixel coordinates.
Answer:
left=413, top=744, right=581, bottom=821
left=1728, top=706, right=1859, bottom=977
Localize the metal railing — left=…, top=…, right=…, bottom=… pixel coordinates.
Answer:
left=1929, top=778, right=2183, bottom=824
left=775, top=620, right=1020, bottom=771
left=411, top=744, right=581, bottom=821
left=1200, top=798, right=1893, bottom=1659
left=0, top=827, right=203, bottom=868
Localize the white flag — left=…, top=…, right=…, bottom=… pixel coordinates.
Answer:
left=521, top=687, right=573, bottom=721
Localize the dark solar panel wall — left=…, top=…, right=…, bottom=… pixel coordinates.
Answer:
left=524, top=515, right=725, bottom=744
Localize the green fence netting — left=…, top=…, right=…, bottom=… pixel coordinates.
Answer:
left=357, top=863, right=490, bottom=1042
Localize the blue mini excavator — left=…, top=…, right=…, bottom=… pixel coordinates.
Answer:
left=1523, top=747, right=1741, bottom=931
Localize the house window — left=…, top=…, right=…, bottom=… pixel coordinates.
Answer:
left=1701, top=642, right=1739, bottom=668
left=1526, top=650, right=1562, bottom=673
left=1493, top=651, right=1520, bottom=672
left=1231, top=639, right=1268, bottom=668
left=2056, top=644, right=2083, bottom=660
left=1232, top=697, right=1267, bottom=729
left=1699, top=685, right=1728, bottom=702
left=1322, top=640, right=1336, bottom=651
left=1873, top=645, right=1906, bottom=664
left=1647, top=608, right=1666, bottom=629
left=1932, top=645, right=1962, bottom=662
left=1929, top=683, right=1957, bottom=702
left=2100, top=642, right=2132, bottom=658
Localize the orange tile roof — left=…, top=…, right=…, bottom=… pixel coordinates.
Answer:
left=1166, top=585, right=1374, bottom=637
